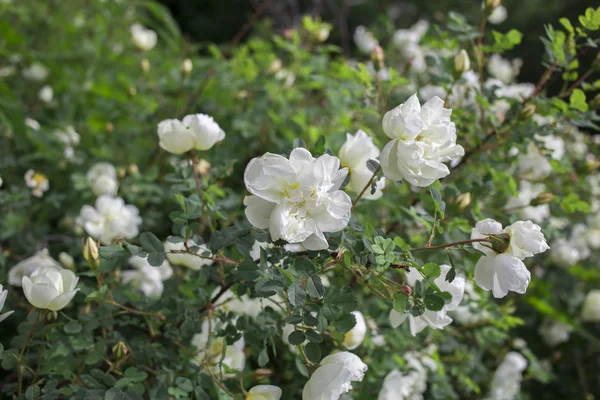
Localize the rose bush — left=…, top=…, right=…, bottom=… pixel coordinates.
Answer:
left=0, top=0, right=599, bottom=399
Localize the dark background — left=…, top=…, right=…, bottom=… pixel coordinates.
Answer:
left=159, top=0, right=598, bottom=87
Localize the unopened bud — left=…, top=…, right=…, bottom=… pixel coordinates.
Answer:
left=268, top=59, right=282, bottom=74
left=454, top=50, right=470, bottom=75
left=117, top=167, right=126, bottom=178
left=59, top=252, right=75, bottom=270
left=83, top=237, right=100, bottom=267
left=141, top=59, right=150, bottom=73
left=196, top=159, right=211, bottom=176
left=456, top=192, right=472, bottom=209
left=531, top=193, right=553, bottom=206
left=112, top=341, right=129, bottom=359
left=486, top=233, right=511, bottom=254
left=401, top=285, right=413, bottom=296
left=520, top=103, right=537, bottom=119
left=484, top=0, right=502, bottom=12
left=373, top=45, right=385, bottom=67
left=105, top=122, right=114, bottom=134
left=46, top=310, right=58, bottom=322
left=129, top=86, right=137, bottom=97
left=316, top=27, right=330, bottom=42
left=128, top=163, right=139, bottom=175
left=181, top=58, right=193, bottom=75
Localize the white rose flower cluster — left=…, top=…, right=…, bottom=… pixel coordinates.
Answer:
left=471, top=219, right=549, bottom=298
left=390, top=265, right=465, bottom=336
left=76, top=195, right=142, bottom=244
left=392, top=20, right=429, bottom=73
left=86, top=162, right=119, bottom=197
left=55, top=125, right=80, bottom=161
left=302, top=352, right=368, bottom=400
left=157, top=113, right=226, bottom=154
left=121, top=256, right=173, bottom=298
left=378, top=347, right=437, bottom=400
left=504, top=180, right=550, bottom=223
left=353, top=26, right=378, bottom=54
left=130, top=24, right=157, bottom=51
left=338, top=130, right=386, bottom=200
left=243, top=148, right=352, bottom=251
left=379, top=94, right=465, bottom=187
left=487, top=352, right=528, bottom=400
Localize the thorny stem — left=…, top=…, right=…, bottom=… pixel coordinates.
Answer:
left=170, top=249, right=238, bottom=265
left=107, top=300, right=165, bottom=320
left=17, top=310, right=41, bottom=396
left=352, top=166, right=381, bottom=208
left=408, top=238, right=490, bottom=253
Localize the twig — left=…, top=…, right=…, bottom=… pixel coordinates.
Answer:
left=17, top=310, right=41, bottom=396
left=408, top=238, right=489, bottom=253
left=352, top=166, right=381, bottom=208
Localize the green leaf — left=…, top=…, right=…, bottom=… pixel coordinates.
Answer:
left=569, top=89, right=588, bottom=112
left=445, top=267, right=457, bottom=283
left=99, top=245, right=127, bottom=260
left=334, top=312, right=357, bottom=333
left=424, top=294, right=445, bottom=311
left=258, top=347, right=269, bottom=367
left=422, top=263, right=441, bottom=280
left=393, top=295, right=407, bottom=314
left=305, top=330, right=323, bottom=343
left=306, top=275, right=325, bottom=298
left=64, top=321, right=82, bottom=334
left=288, top=284, right=307, bottom=307
left=237, top=258, right=260, bottom=281
left=304, top=343, right=321, bottom=363
left=140, top=232, right=164, bottom=253
left=294, top=258, right=315, bottom=275
left=147, top=252, right=166, bottom=267
left=287, top=330, right=306, bottom=345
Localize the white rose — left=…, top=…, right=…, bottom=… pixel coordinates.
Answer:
left=8, top=249, right=62, bottom=287
left=87, top=162, right=119, bottom=196
left=390, top=264, right=465, bottom=335
left=38, top=85, right=53, bottom=103
left=302, top=352, right=368, bottom=400
left=488, top=5, right=507, bottom=24
left=538, top=318, right=572, bottom=347
left=22, top=62, right=49, bottom=81
left=380, top=94, right=464, bottom=187
left=581, top=290, right=600, bottom=322
left=163, top=238, right=213, bottom=270
left=246, top=385, right=282, bottom=400
left=474, top=254, right=530, bottom=298
left=504, top=181, right=550, bottom=223
left=504, top=220, right=550, bottom=259
left=353, top=26, right=378, bottom=54
left=157, top=113, right=225, bottom=154
left=121, top=256, right=173, bottom=298
left=191, top=319, right=246, bottom=376
left=342, top=311, right=367, bottom=350
left=517, top=142, right=553, bottom=181
left=22, top=267, right=79, bottom=310
left=378, top=350, right=436, bottom=400
left=488, top=352, right=527, bottom=400
left=338, top=130, right=386, bottom=200
left=550, top=239, right=581, bottom=267
left=487, top=54, right=517, bottom=84
left=25, top=118, right=41, bottom=131
left=76, top=195, right=142, bottom=244
left=0, top=285, right=14, bottom=323
left=534, top=134, right=565, bottom=160
left=130, top=24, right=157, bottom=51
left=24, top=169, right=49, bottom=197
left=244, top=148, right=351, bottom=251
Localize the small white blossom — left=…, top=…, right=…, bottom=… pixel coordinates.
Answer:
left=538, top=318, right=572, bottom=347
left=0, top=285, right=14, bottom=323
left=534, top=134, right=565, bottom=160
left=158, top=113, right=225, bottom=154
left=22, top=267, right=79, bottom=310
left=55, top=125, right=80, bottom=146
left=393, top=20, right=429, bottom=73
left=581, top=290, right=600, bottom=322
left=390, top=265, right=465, bottom=336
left=353, top=26, right=378, bottom=54
left=164, top=238, right=213, bottom=270
left=130, top=24, right=157, bottom=51
left=379, top=94, right=464, bottom=187
left=504, top=181, right=550, bottom=223
left=25, top=169, right=49, bottom=197
left=302, top=352, right=368, bottom=400
left=487, top=54, right=520, bottom=84
left=488, top=352, right=527, bottom=400
left=517, top=142, right=553, bottom=181
left=76, top=195, right=142, bottom=244
left=25, top=118, right=41, bottom=131
left=338, top=130, right=385, bottom=200
left=244, top=148, right=351, bottom=250
left=22, top=62, right=49, bottom=81
left=246, top=385, right=282, bottom=400
left=38, top=85, right=53, bottom=103
left=121, top=256, right=173, bottom=298
left=58, top=252, right=75, bottom=269
left=550, top=239, right=581, bottom=267
left=87, top=162, right=119, bottom=197
left=191, top=319, right=246, bottom=376
left=342, top=311, right=367, bottom=350
left=378, top=349, right=437, bottom=400
left=488, top=5, right=507, bottom=24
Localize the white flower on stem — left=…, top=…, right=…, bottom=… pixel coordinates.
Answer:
left=538, top=318, right=572, bottom=347
left=22, top=267, right=79, bottom=311
left=58, top=252, right=74, bottom=269
left=130, top=24, right=157, bottom=51
left=353, top=26, right=378, bottom=54
left=25, top=118, right=41, bottom=131
left=38, top=85, right=53, bottom=103
left=585, top=212, right=600, bottom=249
left=452, top=281, right=490, bottom=325
left=342, top=311, right=367, bottom=350
left=191, top=319, right=246, bottom=376
left=487, top=54, right=520, bottom=84
left=517, top=142, right=552, bottom=181
left=76, top=195, right=142, bottom=244
left=488, top=352, right=527, bottom=400
left=244, top=148, right=352, bottom=251
left=550, top=239, right=581, bottom=267
left=22, top=62, right=49, bottom=81
left=471, top=219, right=549, bottom=298
left=0, top=285, right=14, bottom=323
left=338, top=130, right=385, bottom=200
left=246, top=385, right=282, bottom=400
left=378, top=349, right=437, bottom=400
left=211, top=286, right=283, bottom=318
left=8, top=249, right=62, bottom=287
left=87, top=162, right=119, bottom=197
left=581, top=290, right=600, bottom=322
left=157, top=113, right=225, bottom=154
left=24, top=169, right=49, bottom=197
left=390, top=264, right=465, bottom=336
left=392, top=20, right=429, bottom=72
left=302, top=352, right=368, bottom=400
left=55, top=125, right=80, bottom=146
left=163, top=238, right=213, bottom=270
left=504, top=181, right=550, bottom=223
left=534, top=134, right=565, bottom=160
left=379, top=94, right=464, bottom=187
left=487, top=5, right=507, bottom=24
left=121, top=256, right=173, bottom=298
